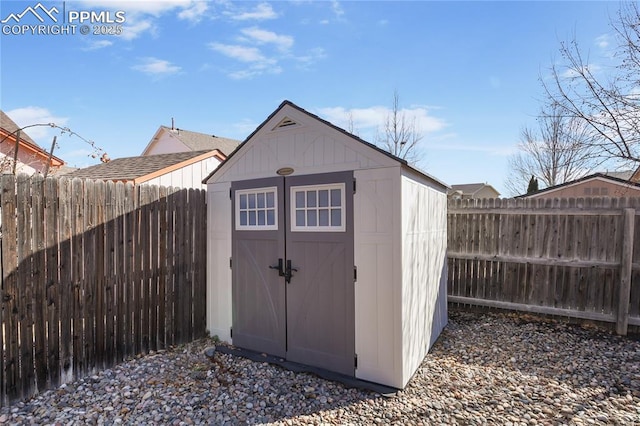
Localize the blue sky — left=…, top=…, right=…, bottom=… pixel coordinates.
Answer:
left=0, top=0, right=621, bottom=195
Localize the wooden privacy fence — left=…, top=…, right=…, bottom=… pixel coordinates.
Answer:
left=0, top=174, right=207, bottom=406
left=448, top=197, right=640, bottom=335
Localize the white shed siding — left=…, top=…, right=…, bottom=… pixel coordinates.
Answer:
left=353, top=166, right=404, bottom=388
left=400, top=170, right=448, bottom=387
left=206, top=182, right=233, bottom=342
left=212, top=109, right=397, bottom=184
left=144, top=156, right=222, bottom=190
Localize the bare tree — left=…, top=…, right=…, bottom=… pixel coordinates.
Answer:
left=505, top=103, right=598, bottom=196
left=543, top=2, right=640, bottom=169
left=376, top=90, right=423, bottom=164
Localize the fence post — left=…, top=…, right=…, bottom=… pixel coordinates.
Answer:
left=617, top=208, right=634, bottom=335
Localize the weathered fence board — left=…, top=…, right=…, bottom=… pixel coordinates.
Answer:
left=448, top=197, right=640, bottom=334
left=0, top=175, right=207, bottom=407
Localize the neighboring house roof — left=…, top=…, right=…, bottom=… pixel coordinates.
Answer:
left=0, top=110, right=65, bottom=166
left=519, top=172, right=640, bottom=198
left=203, top=100, right=450, bottom=189
left=66, top=150, right=225, bottom=184
left=142, top=125, right=241, bottom=156
left=449, top=183, right=500, bottom=197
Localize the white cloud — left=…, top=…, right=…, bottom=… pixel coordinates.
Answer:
left=295, top=47, right=326, bottom=68
left=81, top=39, right=113, bottom=51
left=230, top=3, right=277, bottom=21
left=178, top=1, right=208, bottom=23
left=132, top=57, right=181, bottom=75
left=119, top=17, right=155, bottom=40
left=240, top=27, right=293, bottom=51
left=5, top=107, right=69, bottom=144
left=77, top=0, right=193, bottom=16
left=331, top=0, right=344, bottom=19
left=208, top=43, right=267, bottom=63
left=77, top=1, right=208, bottom=40
left=595, top=34, right=610, bottom=49
left=316, top=105, right=448, bottom=136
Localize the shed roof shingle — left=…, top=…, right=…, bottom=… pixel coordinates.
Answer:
left=66, top=150, right=218, bottom=181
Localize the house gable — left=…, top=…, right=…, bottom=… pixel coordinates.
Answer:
left=0, top=110, right=65, bottom=175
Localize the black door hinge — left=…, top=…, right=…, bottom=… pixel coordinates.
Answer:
left=230, top=328, right=233, bottom=338
left=353, top=179, right=356, bottom=194
left=354, top=354, right=358, bottom=368
left=354, top=266, right=357, bottom=282
left=229, top=188, right=232, bottom=200
left=229, top=257, right=232, bottom=269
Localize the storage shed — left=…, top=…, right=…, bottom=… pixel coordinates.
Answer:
left=204, top=101, right=448, bottom=389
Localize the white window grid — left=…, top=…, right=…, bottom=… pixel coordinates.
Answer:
left=290, top=183, right=345, bottom=232
left=235, top=186, right=278, bottom=231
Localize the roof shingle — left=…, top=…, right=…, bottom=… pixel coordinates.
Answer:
left=66, top=150, right=217, bottom=181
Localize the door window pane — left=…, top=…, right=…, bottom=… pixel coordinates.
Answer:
left=296, top=210, right=305, bottom=226
left=290, top=183, right=345, bottom=232
left=331, top=189, right=341, bottom=206
left=331, top=208, right=341, bottom=227
left=319, top=209, right=329, bottom=226
left=296, top=191, right=305, bottom=208
left=307, top=210, right=317, bottom=226
left=236, top=187, right=278, bottom=230
left=307, top=190, right=317, bottom=208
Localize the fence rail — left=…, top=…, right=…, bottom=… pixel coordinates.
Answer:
left=447, top=197, right=640, bottom=335
left=0, top=175, right=207, bottom=406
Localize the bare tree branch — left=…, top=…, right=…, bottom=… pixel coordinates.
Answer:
left=376, top=90, right=424, bottom=164
left=505, top=103, right=599, bottom=196
left=542, top=3, right=640, bottom=169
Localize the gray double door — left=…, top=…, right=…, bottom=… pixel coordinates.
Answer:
left=231, top=171, right=355, bottom=376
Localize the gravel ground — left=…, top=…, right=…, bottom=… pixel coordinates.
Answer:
left=1, top=309, right=638, bottom=425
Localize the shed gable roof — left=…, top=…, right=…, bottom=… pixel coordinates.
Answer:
left=66, top=150, right=224, bottom=183
left=204, top=100, right=448, bottom=189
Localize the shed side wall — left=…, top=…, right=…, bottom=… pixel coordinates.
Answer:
left=145, top=157, right=222, bottom=190
left=354, top=167, right=404, bottom=388
left=400, top=171, right=448, bottom=387
left=206, top=182, right=232, bottom=342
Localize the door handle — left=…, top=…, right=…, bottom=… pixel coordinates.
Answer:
left=285, top=260, right=298, bottom=284
left=269, top=258, right=284, bottom=276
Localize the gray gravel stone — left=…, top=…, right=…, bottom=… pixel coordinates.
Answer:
left=0, top=309, right=638, bottom=425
